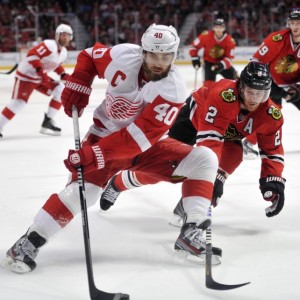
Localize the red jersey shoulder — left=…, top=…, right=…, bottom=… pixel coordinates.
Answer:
left=225, top=34, right=236, bottom=47
left=264, top=101, right=283, bottom=122
left=264, top=29, right=290, bottom=45
left=212, top=79, right=238, bottom=103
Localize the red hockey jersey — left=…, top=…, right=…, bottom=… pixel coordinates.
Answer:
left=190, top=79, right=284, bottom=178
left=253, top=29, right=300, bottom=87
left=189, top=30, right=236, bottom=68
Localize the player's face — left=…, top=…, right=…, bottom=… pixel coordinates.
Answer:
left=143, top=52, right=173, bottom=81
left=289, top=20, right=300, bottom=39
left=57, top=32, right=72, bottom=47
left=241, top=86, right=266, bottom=111
left=213, top=25, right=225, bottom=38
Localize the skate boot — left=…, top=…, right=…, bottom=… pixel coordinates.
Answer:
left=169, top=198, right=185, bottom=227
left=0, top=132, right=2, bottom=138
left=40, top=113, right=61, bottom=136
left=174, top=219, right=222, bottom=264
left=100, top=175, right=121, bottom=211
left=242, top=139, right=258, bottom=160
left=2, top=231, right=46, bottom=273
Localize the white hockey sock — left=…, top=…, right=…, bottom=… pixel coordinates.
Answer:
left=183, top=196, right=211, bottom=224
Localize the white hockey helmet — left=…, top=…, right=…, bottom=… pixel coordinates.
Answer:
left=55, top=24, right=73, bottom=40
left=141, top=24, right=180, bottom=58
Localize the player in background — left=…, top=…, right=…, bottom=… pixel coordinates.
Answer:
left=0, top=24, right=72, bottom=138
left=99, top=62, right=286, bottom=228
left=2, top=24, right=223, bottom=273
left=244, top=8, right=300, bottom=158
left=189, top=18, right=237, bottom=90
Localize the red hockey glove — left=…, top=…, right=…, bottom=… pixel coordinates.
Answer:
left=36, top=67, right=51, bottom=83
left=259, top=176, right=286, bottom=217
left=212, top=169, right=227, bottom=207
left=60, top=72, right=71, bottom=81
left=64, top=144, right=105, bottom=174
left=61, top=77, right=92, bottom=117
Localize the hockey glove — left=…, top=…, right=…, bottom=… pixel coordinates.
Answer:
left=60, top=72, right=71, bottom=81
left=259, top=176, right=286, bottom=217
left=212, top=169, right=227, bottom=207
left=61, top=77, right=92, bottom=117
left=285, top=84, right=300, bottom=103
left=36, top=67, right=51, bottom=83
left=191, top=57, right=201, bottom=69
left=64, top=144, right=105, bottom=174
left=211, top=62, right=224, bottom=73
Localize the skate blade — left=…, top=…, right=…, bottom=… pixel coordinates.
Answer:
left=175, top=249, right=221, bottom=265
left=1, top=255, right=32, bottom=274
left=168, top=215, right=183, bottom=228
left=40, top=128, right=61, bottom=136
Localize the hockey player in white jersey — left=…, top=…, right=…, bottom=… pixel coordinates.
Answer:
left=0, top=24, right=73, bottom=138
left=2, top=24, right=222, bottom=274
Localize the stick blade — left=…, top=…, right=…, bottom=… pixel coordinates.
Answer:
left=206, top=276, right=250, bottom=290
left=91, top=289, right=130, bottom=300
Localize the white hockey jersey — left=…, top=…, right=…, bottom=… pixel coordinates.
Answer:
left=73, top=42, right=187, bottom=160
left=16, top=40, right=67, bottom=83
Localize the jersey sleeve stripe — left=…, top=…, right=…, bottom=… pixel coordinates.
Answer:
left=126, top=123, right=152, bottom=152
left=196, top=130, right=224, bottom=143
left=260, top=153, right=285, bottom=165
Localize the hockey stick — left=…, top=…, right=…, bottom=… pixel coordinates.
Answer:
left=72, top=106, right=130, bottom=300
left=205, top=206, right=250, bottom=290
left=0, top=63, right=18, bottom=75
left=194, top=66, right=199, bottom=90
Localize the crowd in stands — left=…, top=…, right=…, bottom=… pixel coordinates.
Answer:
left=0, top=0, right=299, bottom=53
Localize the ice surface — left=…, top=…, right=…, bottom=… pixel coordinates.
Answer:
left=0, top=65, right=300, bottom=300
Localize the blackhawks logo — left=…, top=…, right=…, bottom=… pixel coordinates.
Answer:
left=224, top=124, right=244, bottom=140
left=267, top=106, right=282, bottom=120
left=275, top=54, right=298, bottom=73
left=272, top=34, right=283, bottom=42
left=209, top=45, right=225, bottom=59
left=220, top=89, right=236, bottom=103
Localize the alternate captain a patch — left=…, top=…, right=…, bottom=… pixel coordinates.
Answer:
left=220, top=88, right=236, bottom=103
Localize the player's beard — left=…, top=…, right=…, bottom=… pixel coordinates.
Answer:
left=143, top=61, right=171, bottom=82
left=58, top=38, right=70, bottom=48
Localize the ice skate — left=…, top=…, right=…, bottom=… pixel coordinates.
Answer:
left=40, top=113, right=61, bottom=136
left=2, top=231, right=46, bottom=273
left=174, top=219, right=222, bottom=264
left=100, top=175, right=120, bottom=211
left=169, top=198, right=185, bottom=227
left=242, top=139, right=258, bottom=160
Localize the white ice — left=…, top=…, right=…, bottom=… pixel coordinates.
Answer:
left=0, top=65, right=300, bottom=300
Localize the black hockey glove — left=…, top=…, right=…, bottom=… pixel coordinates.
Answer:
left=211, top=62, right=224, bottom=73
left=212, top=169, right=227, bottom=207
left=191, top=57, right=201, bottom=69
left=259, top=176, right=286, bottom=217
left=285, top=84, right=300, bottom=103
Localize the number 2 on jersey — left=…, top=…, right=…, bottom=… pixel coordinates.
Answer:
left=205, top=106, right=218, bottom=123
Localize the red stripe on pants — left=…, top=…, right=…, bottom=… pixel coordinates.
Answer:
left=2, top=107, right=15, bottom=120
left=49, top=99, right=62, bottom=110
left=182, top=179, right=213, bottom=200
left=42, top=193, right=74, bottom=227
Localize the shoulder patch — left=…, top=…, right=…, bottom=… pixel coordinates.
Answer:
left=220, top=88, right=237, bottom=103
left=201, top=31, right=209, bottom=35
left=272, top=34, right=283, bottom=42
left=267, top=106, right=282, bottom=120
